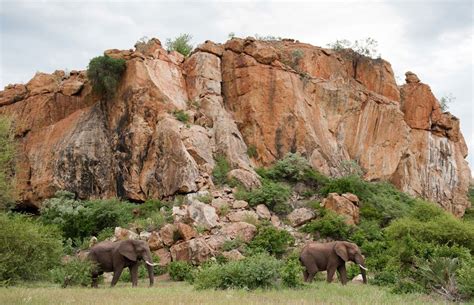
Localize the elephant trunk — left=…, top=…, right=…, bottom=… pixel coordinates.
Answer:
left=143, top=249, right=155, bottom=287
left=355, top=254, right=368, bottom=284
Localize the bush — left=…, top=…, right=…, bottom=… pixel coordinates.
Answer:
left=265, top=153, right=328, bottom=187
left=327, top=37, right=380, bottom=58
left=416, top=257, right=462, bottom=301
left=239, top=180, right=291, bottom=214
left=119, top=264, right=148, bottom=282
left=173, top=109, right=189, bottom=123
left=194, top=253, right=281, bottom=290
left=166, top=34, right=193, bottom=57
left=168, top=261, right=194, bottom=282
left=87, top=55, right=126, bottom=99
left=222, top=237, right=245, bottom=252
left=0, top=116, right=15, bottom=210
left=458, top=259, right=474, bottom=299
left=301, top=209, right=352, bottom=240
left=280, top=254, right=304, bottom=288
left=40, top=192, right=135, bottom=244
left=137, top=199, right=164, bottom=218
left=246, top=145, right=258, bottom=158
left=248, top=224, right=294, bottom=257
left=0, top=213, right=63, bottom=283
left=132, top=210, right=166, bottom=232
left=212, top=155, right=231, bottom=185
left=50, top=257, right=94, bottom=287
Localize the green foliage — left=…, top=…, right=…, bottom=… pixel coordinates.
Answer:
left=338, top=160, right=364, bottom=177
left=0, top=116, right=15, bottom=210
left=0, top=213, right=63, bottom=283
left=39, top=192, right=135, bottom=244
left=248, top=223, right=294, bottom=257
left=173, top=110, right=189, bottom=123
left=416, top=257, right=462, bottom=301
left=301, top=209, right=352, bottom=240
left=119, top=264, right=148, bottom=282
left=265, top=153, right=328, bottom=187
left=165, top=34, right=193, bottom=57
left=239, top=180, right=291, bottom=214
left=246, top=145, right=258, bottom=158
left=457, top=259, right=474, bottom=299
left=280, top=254, right=304, bottom=288
left=439, top=93, right=455, bottom=112
left=87, top=55, right=126, bottom=99
left=132, top=210, right=166, bottom=232
left=194, top=253, right=281, bottom=290
left=168, top=261, right=194, bottom=282
left=137, top=199, right=164, bottom=218
left=222, top=237, right=245, bottom=252
left=196, top=194, right=212, bottom=204
left=212, top=155, right=231, bottom=186
left=50, top=258, right=94, bottom=287
left=327, top=37, right=380, bottom=58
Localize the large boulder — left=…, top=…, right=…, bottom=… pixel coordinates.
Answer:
left=321, top=193, right=360, bottom=225
left=159, top=224, right=178, bottom=246
left=287, top=208, right=316, bottom=227
left=154, top=248, right=171, bottom=266
left=221, top=222, right=257, bottom=242
left=226, top=210, right=259, bottom=223
left=176, top=222, right=198, bottom=241
left=187, top=200, right=219, bottom=229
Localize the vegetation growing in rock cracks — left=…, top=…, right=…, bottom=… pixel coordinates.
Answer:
left=327, top=37, right=380, bottom=58
left=0, top=116, right=15, bottom=210
left=166, top=34, right=193, bottom=57
left=87, top=55, right=126, bottom=99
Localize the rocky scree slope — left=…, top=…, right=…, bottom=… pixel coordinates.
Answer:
left=0, top=37, right=470, bottom=216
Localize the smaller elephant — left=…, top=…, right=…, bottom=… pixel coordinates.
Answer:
left=299, top=241, right=368, bottom=285
left=88, top=239, right=157, bottom=287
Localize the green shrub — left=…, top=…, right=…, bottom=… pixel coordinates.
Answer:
left=416, top=257, right=462, bottom=301
left=280, top=254, right=304, bottom=288
left=327, top=38, right=380, bottom=58
left=40, top=192, right=135, bottom=244
left=266, top=153, right=328, bottom=187
left=212, top=155, right=231, bottom=185
left=248, top=224, right=294, bottom=257
left=165, top=34, right=193, bottom=57
left=301, top=210, right=352, bottom=240
left=173, top=110, right=189, bottom=123
left=222, top=237, right=245, bottom=252
left=0, top=116, right=15, bottom=210
left=119, top=264, right=148, bottom=282
left=240, top=180, right=291, bottom=214
left=0, top=213, right=63, bottom=283
left=194, top=253, right=281, bottom=290
left=246, top=145, right=258, bottom=158
left=132, top=210, right=166, bottom=232
left=168, top=261, right=194, bottom=282
left=137, top=199, right=164, bottom=218
left=196, top=193, right=212, bottom=204
left=50, top=257, right=94, bottom=287
left=87, top=55, right=126, bottom=99
left=458, top=259, right=474, bottom=299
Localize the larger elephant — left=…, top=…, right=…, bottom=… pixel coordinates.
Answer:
left=299, top=241, right=368, bottom=284
left=88, top=239, right=157, bottom=287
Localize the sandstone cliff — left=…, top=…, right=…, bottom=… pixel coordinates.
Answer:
left=0, top=37, right=470, bottom=216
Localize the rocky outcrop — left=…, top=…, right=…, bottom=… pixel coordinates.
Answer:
left=0, top=37, right=470, bottom=215
left=321, top=193, right=360, bottom=225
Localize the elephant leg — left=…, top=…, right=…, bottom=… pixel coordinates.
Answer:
left=130, top=264, right=139, bottom=287
left=111, top=266, right=124, bottom=287
left=303, top=270, right=309, bottom=282
left=306, top=271, right=317, bottom=283
left=337, top=265, right=348, bottom=285
left=326, top=267, right=336, bottom=283
left=91, top=270, right=102, bottom=288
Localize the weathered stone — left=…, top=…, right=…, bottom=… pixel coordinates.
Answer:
left=205, top=235, right=227, bottom=251
left=159, top=224, right=178, bottom=246
left=172, top=206, right=188, bottom=223
left=232, top=200, right=249, bottom=209
left=271, top=214, right=281, bottom=227
left=255, top=204, right=271, bottom=219
left=188, top=200, right=219, bottom=229
left=221, top=222, right=257, bottom=242
left=227, top=169, right=262, bottom=190
left=139, top=231, right=151, bottom=240
left=195, top=40, right=224, bottom=57
left=287, top=208, right=316, bottom=227
left=114, top=227, right=139, bottom=240
left=210, top=198, right=228, bottom=210
left=405, top=71, right=420, bottom=83
left=147, top=231, right=164, bottom=251
left=154, top=248, right=171, bottom=266
left=321, top=193, right=360, bottom=225
left=222, top=249, right=245, bottom=261
left=341, top=193, right=359, bottom=204
left=188, top=237, right=213, bottom=264
left=177, top=222, right=198, bottom=241
left=0, top=84, right=27, bottom=106
left=60, top=80, right=83, bottom=96
left=226, top=210, right=259, bottom=223
left=352, top=274, right=365, bottom=284
left=170, top=241, right=190, bottom=262
left=26, top=72, right=58, bottom=95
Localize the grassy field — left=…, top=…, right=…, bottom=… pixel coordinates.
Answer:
left=0, top=279, right=464, bottom=305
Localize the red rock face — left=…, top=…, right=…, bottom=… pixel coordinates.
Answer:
left=0, top=37, right=470, bottom=216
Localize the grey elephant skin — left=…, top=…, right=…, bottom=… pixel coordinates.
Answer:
left=299, top=241, right=368, bottom=284
left=88, top=239, right=157, bottom=287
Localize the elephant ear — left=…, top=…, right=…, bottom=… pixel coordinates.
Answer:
left=334, top=242, right=349, bottom=262
left=118, top=240, right=137, bottom=261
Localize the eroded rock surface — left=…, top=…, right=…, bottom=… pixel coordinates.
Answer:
left=0, top=37, right=470, bottom=215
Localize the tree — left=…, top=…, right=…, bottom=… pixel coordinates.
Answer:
left=87, top=55, right=126, bottom=100
left=327, top=38, right=380, bottom=59
left=165, top=34, right=193, bottom=57
left=439, top=93, right=455, bottom=112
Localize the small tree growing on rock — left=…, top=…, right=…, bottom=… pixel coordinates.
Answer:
left=87, top=55, right=126, bottom=100
left=166, top=34, right=193, bottom=57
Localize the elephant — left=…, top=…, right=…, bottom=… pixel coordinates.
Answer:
left=299, top=241, right=368, bottom=285
left=87, top=239, right=158, bottom=287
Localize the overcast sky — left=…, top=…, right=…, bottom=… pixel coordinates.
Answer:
left=1, top=0, right=472, bottom=170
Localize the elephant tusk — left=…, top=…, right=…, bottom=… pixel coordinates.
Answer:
left=145, top=260, right=158, bottom=267
left=359, top=264, right=368, bottom=271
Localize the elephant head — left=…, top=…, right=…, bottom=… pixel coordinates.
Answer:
left=334, top=241, right=368, bottom=284
left=117, top=239, right=157, bottom=286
